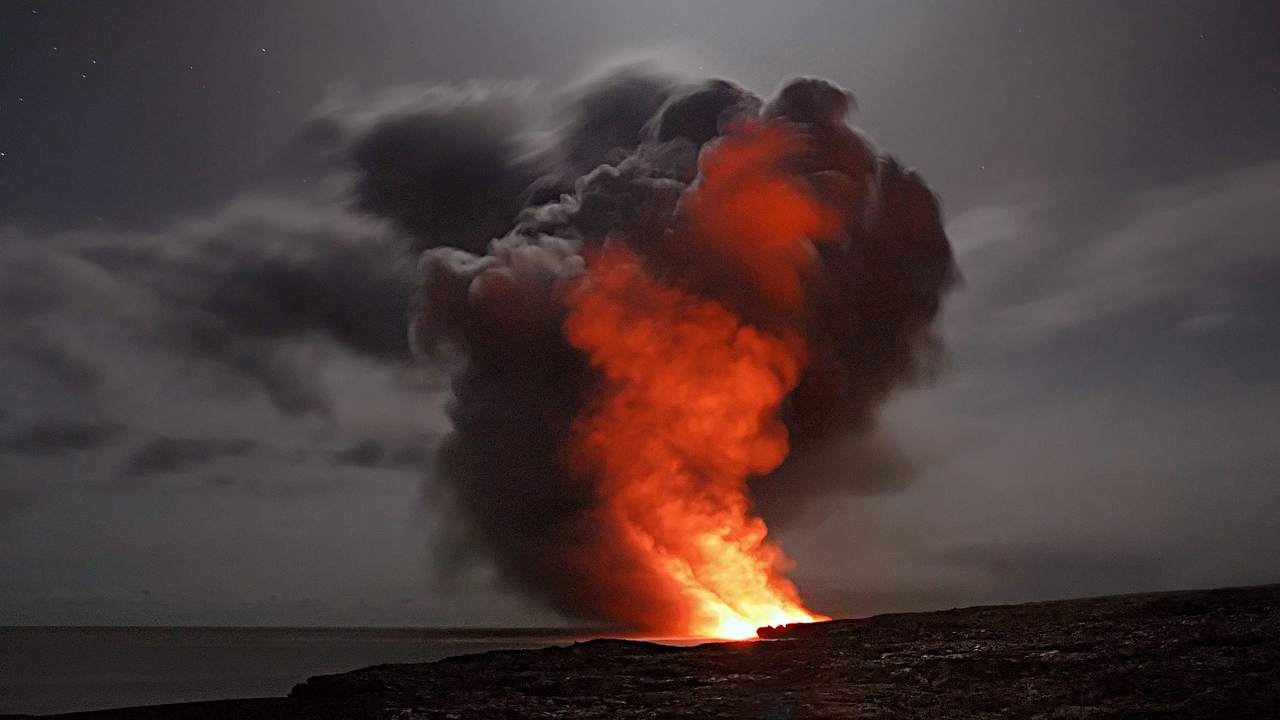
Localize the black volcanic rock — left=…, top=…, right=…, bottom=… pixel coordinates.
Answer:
left=31, top=585, right=1280, bottom=719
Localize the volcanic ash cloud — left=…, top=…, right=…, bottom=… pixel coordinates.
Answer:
left=338, top=68, right=957, bottom=636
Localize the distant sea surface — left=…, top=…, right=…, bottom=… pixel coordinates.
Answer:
left=0, top=626, right=603, bottom=715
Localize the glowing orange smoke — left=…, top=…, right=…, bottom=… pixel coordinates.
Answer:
left=563, top=124, right=834, bottom=638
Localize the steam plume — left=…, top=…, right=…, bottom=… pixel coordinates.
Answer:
left=345, top=67, right=956, bottom=634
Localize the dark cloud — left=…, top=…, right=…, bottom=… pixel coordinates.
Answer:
left=329, top=436, right=436, bottom=470
left=1, top=199, right=420, bottom=418
left=195, top=473, right=362, bottom=500
left=192, top=237, right=415, bottom=361
left=646, top=78, right=762, bottom=146
left=0, top=419, right=120, bottom=458
left=307, top=85, right=544, bottom=254
left=393, top=72, right=956, bottom=629
left=555, top=64, right=678, bottom=175
left=122, top=436, right=256, bottom=479
left=79, top=201, right=418, bottom=360
left=7, top=334, right=103, bottom=391
left=329, top=439, right=386, bottom=468
left=386, top=442, right=431, bottom=470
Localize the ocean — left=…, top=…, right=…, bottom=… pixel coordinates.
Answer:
left=0, top=626, right=602, bottom=715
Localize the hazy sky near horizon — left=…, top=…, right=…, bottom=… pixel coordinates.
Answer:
left=1, top=0, right=1278, bottom=626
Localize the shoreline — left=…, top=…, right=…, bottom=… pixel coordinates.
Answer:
left=10, top=583, right=1279, bottom=719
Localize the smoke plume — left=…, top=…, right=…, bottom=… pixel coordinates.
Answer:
left=343, top=66, right=956, bottom=635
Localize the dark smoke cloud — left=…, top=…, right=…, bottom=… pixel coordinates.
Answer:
left=327, top=438, right=429, bottom=469
left=306, top=84, right=543, bottom=255
left=556, top=65, right=678, bottom=175
left=0, top=419, right=121, bottom=458
left=0, top=200, right=418, bottom=420
left=4, top=331, right=103, bottom=391
left=342, top=68, right=956, bottom=627
left=77, top=203, right=417, bottom=363
left=648, top=78, right=762, bottom=146
left=329, top=439, right=389, bottom=468
left=123, top=436, right=257, bottom=479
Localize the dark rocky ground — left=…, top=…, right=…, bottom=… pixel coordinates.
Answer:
left=17, top=584, right=1280, bottom=719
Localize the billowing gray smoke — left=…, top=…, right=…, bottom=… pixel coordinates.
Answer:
left=333, top=66, right=957, bottom=629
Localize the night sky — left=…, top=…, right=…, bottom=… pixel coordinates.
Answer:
left=2, top=0, right=1279, bottom=626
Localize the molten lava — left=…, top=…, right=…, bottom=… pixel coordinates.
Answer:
left=563, top=124, right=835, bottom=638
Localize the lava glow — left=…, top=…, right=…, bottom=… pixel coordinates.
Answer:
left=563, top=124, right=834, bottom=638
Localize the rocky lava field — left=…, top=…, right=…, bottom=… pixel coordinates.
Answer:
left=26, top=584, right=1280, bottom=719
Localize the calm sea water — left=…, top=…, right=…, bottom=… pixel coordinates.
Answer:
left=0, top=626, right=602, bottom=715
